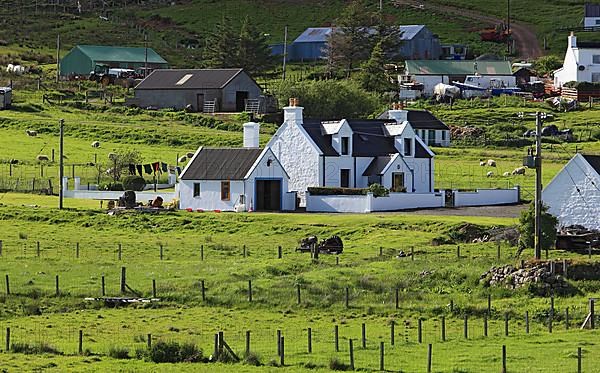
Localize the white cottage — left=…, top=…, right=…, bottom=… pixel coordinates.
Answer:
left=179, top=124, right=295, bottom=212
left=554, top=33, right=600, bottom=88
left=584, top=3, right=600, bottom=28
left=377, top=109, right=450, bottom=147
left=543, top=153, right=600, bottom=230
left=267, top=101, right=435, bottom=205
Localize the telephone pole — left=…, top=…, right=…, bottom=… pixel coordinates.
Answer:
left=282, top=26, right=288, bottom=81
left=534, top=112, right=542, bottom=260
left=144, top=33, right=148, bottom=78
left=56, top=34, right=61, bottom=84
left=59, top=119, right=65, bottom=210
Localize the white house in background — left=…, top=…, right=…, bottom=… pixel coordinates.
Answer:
left=377, top=109, right=451, bottom=147
left=179, top=123, right=295, bottom=212
left=542, top=153, right=600, bottom=230
left=584, top=3, right=600, bottom=28
left=267, top=101, right=435, bottom=205
left=554, top=33, right=600, bottom=88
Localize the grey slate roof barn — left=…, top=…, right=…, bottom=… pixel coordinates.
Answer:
left=131, top=68, right=262, bottom=112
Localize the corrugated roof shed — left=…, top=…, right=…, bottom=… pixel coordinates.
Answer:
left=181, top=148, right=263, bottom=180
left=585, top=3, right=600, bottom=17
left=135, top=69, right=245, bottom=90
left=405, top=60, right=512, bottom=75
left=293, top=25, right=427, bottom=43
left=75, top=45, right=168, bottom=64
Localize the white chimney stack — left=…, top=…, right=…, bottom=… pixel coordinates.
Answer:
left=568, top=31, right=577, bottom=49
left=284, top=97, right=303, bottom=125
left=243, top=122, right=260, bottom=148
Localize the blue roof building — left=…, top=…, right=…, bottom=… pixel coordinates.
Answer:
left=273, top=25, right=441, bottom=61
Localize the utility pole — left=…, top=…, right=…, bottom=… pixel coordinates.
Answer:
left=534, top=112, right=542, bottom=260
left=56, top=34, right=61, bottom=84
left=144, top=33, right=148, bottom=78
left=506, top=0, right=511, bottom=54
left=282, top=26, right=288, bottom=81
left=380, top=0, right=383, bottom=12
left=59, top=119, right=65, bottom=210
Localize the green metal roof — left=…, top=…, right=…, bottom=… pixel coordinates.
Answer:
left=74, top=45, right=168, bottom=64
left=405, top=60, right=512, bottom=75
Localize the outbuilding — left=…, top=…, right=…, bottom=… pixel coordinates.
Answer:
left=178, top=123, right=295, bottom=212
left=543, top=153, right=600, bottom=230
left=59, top=45, right=168, bottom=77
left=0, top=87, right=12, bottom=110
left=131, top=68, right=263, bottom=112
left=554, top=33, right=600, bottom=88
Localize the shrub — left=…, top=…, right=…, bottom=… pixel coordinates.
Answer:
left=11, top=342, right=62, bottom=355
left=368, top=183, right=389, bottom=197
left=122, top=175, right=146, bottom=191
left=329, top=357, right=350, bottom=371
left=307, top=187, right=367, bottom=196
left=243, top=351, right=262, bottom=366
left=108, top=346, right=130, bottom=359
left=518, top=203, right=558, bottom=250
left=147, top=341, right=202, bottom=363
left=100, top=182, right=123, bottom=191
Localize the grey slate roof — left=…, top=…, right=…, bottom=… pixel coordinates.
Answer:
left=135, top=68, right=245, bottom=90
left=415, top=140, right=433, bottom=159
left=407, top=111, right=449, bottom=130
left=363, top=156, right=394, bottom=176
left=582, top=154, right=600, bottom=175
left=181, top=148, right=263, bottom=180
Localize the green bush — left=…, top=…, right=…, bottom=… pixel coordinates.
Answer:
left=100, top=182, right=124, bottom=191
left=307, top=187, right=368, bottom=196
left=368, top=183, right=389, bottom=197
left=518, top=203, right=558, bottom=250
left=11, top=342, right=62, bottom=355
left=108, top=346, right=130, bottom=359
left=243, top=351, right=262, bottom=366
left=122, top=175, right=146, bottom=191
left=146, top=341, right=202, bottom=363
left=329, top=357, right=350, bottom=371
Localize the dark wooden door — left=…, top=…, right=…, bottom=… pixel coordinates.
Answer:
left=235, top=91, right=249, bottom=112
left=196, top=94, right=205, bottom=112
left=255, top=180, right=281, bottom=211
left=340, top=169, right=350, bottom=188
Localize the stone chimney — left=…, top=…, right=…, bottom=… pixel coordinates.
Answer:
left=284, top=97, right=303, bottom=125
left=568, top=31, right=577, bottom=49
left=243, top=122, right=260, bottom=148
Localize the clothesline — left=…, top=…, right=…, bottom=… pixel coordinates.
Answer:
left=128, top=162, right=182, bottom=177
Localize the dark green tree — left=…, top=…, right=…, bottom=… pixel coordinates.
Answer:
left=203, top=16, right=239, bottom=68
left=237, top=16, right=274, bottom=75
left=357, top=40, right=393, bottom=94
left=372, top=21, right=404, bottom=60
left=533, top=55, right=563, bottom=77
left=518, top=203, right=558, bottom=251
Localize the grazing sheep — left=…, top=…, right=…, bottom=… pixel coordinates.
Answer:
left=512, top=167, right=526, bottom=175
left=26, top=130, right=38, bottom=137
left=9, top=159, right=18, bottom=165
left=487, top=159, right=496, bottom=167
left=91, top=141, right=100, bottom=148
left=6, top=64, right=13, bottom=73
left=36, top=155, right=49, bottom=162
left=178, top=156, right=187, bottom=163
left=486, top=171, right=494, bottom=178
left=479, top=161, right=486, bottom=166
left=503, top=172, right=510, bottom=177
left=186, top=152, right=195, bottom=158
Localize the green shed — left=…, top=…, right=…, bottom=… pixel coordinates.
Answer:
left=59, top=45, right=168, bottom=77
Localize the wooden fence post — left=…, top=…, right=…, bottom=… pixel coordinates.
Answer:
left=278, top=245, right=282, bottom=259
left=390, top=320, right=395, bottom=346
left=441, top=316, right=446, bottom=341
left=578, top=347, right=582, bottom=373
left=5, top=327, right=9, bottom=352
left=450, top=300, right=454, bottom=313
left=147, top=334, right=152, bottom=349
left=464, top=315, right=468, bottom=339
left=590, top=299, right=595, bottom=329
left=484, top=315, right=488, bottom=337
left=0, top=240, right=3, bottom=256
left=411, top=246, right=414, bottom=260
left=37, top=241, right=40, bottom=257
left=395, top=288, right=399, bottom=309
left=345, top=287, right=349, bottom=308
left=248, top=280, right=252, bottom=302
left=308, top=327, right=312, bottom=353
left=101, top=275, right=105, bottom=296
left=418, top=319, right=422, bottom=343
left=487, top=294, right=492, bottom=315
left=456, top=245, right=460, bottom=259
left=525, top=311, right=530, bottom=334
left=334, top=325, right=339, bottom=352
left=349, top=339, right=354, bottom=371
left=152, top=279, right=156, bottom=298
left=243, top=245, right=247, bottom=258
left=502, top=345, right=506, bottom=373
left=55, top=275, right=59, bottom=296
left=379, top=246, right=383, bottom=256
left=277, top=330, right=282, bottom=356
left=213, top=333, right=219, bottom=361
left=565, top=307, right=569, bottom=330
left=5, top=275, right=9, bottom=295
left=245, top=330, right=250, bottom=355
left=120, top=267, right=126, bottom=294
left=361, top=323, right=366, bottom=348
left=563, top=259, right=568, bottom=278
left=118, top=243, right=122, bottom=261
left=427, top=344, right=432, bottom=373
left=159, top=244, right=163, bottom=260
left=504, top=313, right=509, bottom=336
left=380, top=342, right=384, bottom=371
left=78, top=330, right=83, bottom=355
left=76, top=242, right=79, bottom=259
left=201, top=280, right=206, bottom=301
left=297, top=284, right=301, bottom=305
left=201, top=245, right=204, bottom=261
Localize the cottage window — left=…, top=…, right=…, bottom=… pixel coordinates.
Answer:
left=193, top=183, right=200, bottom=197
left=221, top=181, right=230, bottom=201
left=441, top=131, right=446, bottom=141
left=341, top=137, right=350, bottom=155
left=404, top=138, right=412, bottom=156
left=594, top=55, right=600, bottom=64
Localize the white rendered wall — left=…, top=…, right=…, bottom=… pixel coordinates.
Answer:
left=179, top=180, right=244, bottom=211
left=453, top=188, right=520, bottom=207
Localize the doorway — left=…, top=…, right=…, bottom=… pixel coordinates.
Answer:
left=340, top=169, right=350, bottom=188
left=196, top=94, right=205, bottom=112
left=236, top=91, right=249, bottom=112
left=392, top=172, right=405, bottom=192
left=255, top=179, right=282, bottom=211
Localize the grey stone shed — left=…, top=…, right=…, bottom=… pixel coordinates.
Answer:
left=131, top=68, right=262, bottom=112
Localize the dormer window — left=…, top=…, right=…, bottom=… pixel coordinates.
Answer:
left=341, top=137, right=349, bottom=155
left=404, top=138, right=412, bottom=156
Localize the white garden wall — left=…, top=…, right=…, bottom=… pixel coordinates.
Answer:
left=370, top=192, right=445, bottom=211
left=453, top=188, right=520, bottom=207
left=306, top=194, right=370, bottom=213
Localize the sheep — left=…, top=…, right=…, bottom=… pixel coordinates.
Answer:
left=503, top=171, right=510, bottom=177
left=479, top=161, right=486, bottom=166
left=26, top=130, right=37, bottom=137
left=186, top=152, right=195, bottom=158
left=512, top=167, right=526, bottom=175
left=178, top=156, right=187, bottom=163
left=36, top=154, right=49, bottom=162
left=91, top=141, right=100, bottom=148
left=6, top=64, right=13, bottom=73
left=486, top=171, right=494, bottom=178
left=487, top=159, right=496, bottom=167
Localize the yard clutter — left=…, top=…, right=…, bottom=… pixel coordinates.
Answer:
left=296, top=235, right=344, bottom=255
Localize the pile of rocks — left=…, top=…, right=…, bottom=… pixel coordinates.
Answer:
left=480, top=261, right=573, bottom=295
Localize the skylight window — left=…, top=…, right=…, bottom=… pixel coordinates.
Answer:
left=176, top=74, right=193, bottom=85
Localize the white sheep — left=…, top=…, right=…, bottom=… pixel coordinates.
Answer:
left=6, top=64, right=13, bottom=73
left=479, top=161, right=486, bottom=166
left=503, top=172, right=510, bottom=177
left=91, top=141, right=100, bottom=148
left=486, top=171, right=494, bottom=178
left=487, top=159, right=496, bottom=167
left=512, top=167, right=526, bottom=175
left=36, top=154, right=49, bottom=162
left=26, top=130, right=38, bottom=137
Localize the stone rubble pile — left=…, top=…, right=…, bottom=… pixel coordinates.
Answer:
left=480, top=262, right=570, bottom=292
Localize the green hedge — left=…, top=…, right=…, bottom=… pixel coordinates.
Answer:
left=307, top=187, right=368, bottom=196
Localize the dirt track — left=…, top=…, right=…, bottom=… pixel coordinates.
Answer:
left=393, top=0, right=543, bottom=60
left=402, top=204, right=526, bottom=218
